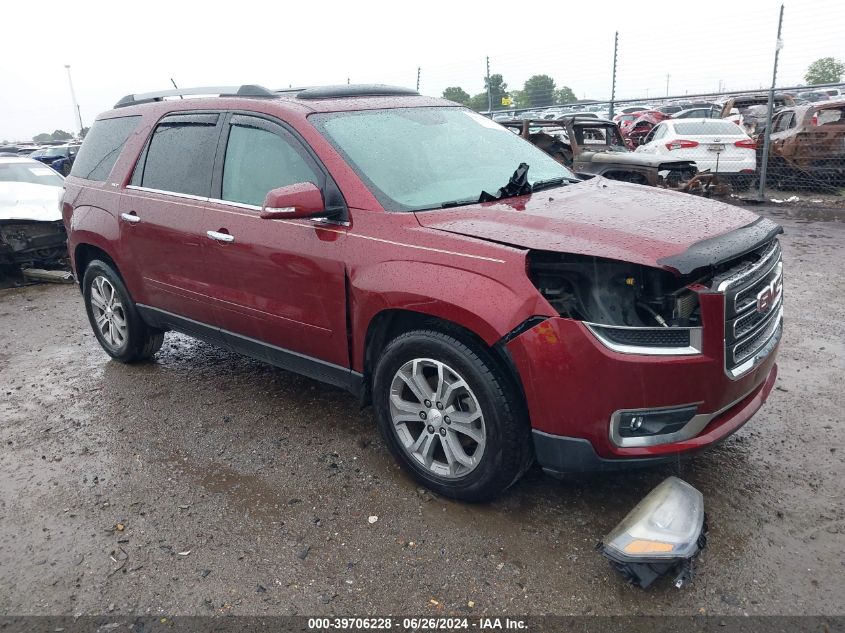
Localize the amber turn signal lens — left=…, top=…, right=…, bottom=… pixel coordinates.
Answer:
left=623, top=539, right=674, bottom=554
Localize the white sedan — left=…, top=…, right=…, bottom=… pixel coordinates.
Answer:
left=0, top=157, right=68, bottom=268
left=635, top=118, right=757, bottom=188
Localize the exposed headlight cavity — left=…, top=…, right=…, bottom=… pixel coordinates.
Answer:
left=528, top=251, right=702, bottom=328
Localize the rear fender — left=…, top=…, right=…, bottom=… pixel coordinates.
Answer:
left=68, top=206, right=137, bottom=291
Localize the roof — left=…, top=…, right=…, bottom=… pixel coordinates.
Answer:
left=102, top=83, right=455, bottom=122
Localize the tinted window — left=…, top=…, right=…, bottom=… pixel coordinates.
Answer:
left=137, top=117, right=219, bottom=196
left=221, top=124, right=319, bottom=206
left=673, top=120, right=743, bottom=135
left=70, top=116, right=140, bottom=181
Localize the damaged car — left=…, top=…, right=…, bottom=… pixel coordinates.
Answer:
left=502, top=117, right=697, bottom=188
left=0, top=157, right=68, bottom=271
left=761, top=100, right=845, bottom=188
left=636, top=119, right=757, bottom=190
left=63, top=84, right=782, bottom=501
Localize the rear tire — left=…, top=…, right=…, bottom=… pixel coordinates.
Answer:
left=372, top=329, right=532, bottom=502
left=82, top=259, right=164, bottom=363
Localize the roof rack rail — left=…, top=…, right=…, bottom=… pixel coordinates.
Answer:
left=113, top=85, right=275, bottom=108
left=295, top=84, right=419, bottom=100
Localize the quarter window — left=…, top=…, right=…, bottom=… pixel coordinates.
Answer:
left=134, top=115, right=220, bottom=197
left=70, top=116, right=140, bottom=181
left=221, top=123, right=319, bottom=207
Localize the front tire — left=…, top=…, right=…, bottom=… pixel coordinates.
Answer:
left=372, top=330, right=532, bottom=502
left=82, top=259, right=164, bottom=362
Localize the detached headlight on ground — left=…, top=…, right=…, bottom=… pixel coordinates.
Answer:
left=598, top=476, right=707, bottom=588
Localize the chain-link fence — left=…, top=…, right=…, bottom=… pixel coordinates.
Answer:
left=372, top=2, right=844, bottom=202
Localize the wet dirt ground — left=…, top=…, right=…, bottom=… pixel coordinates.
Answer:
left=0, top=205, right=843, bottom=617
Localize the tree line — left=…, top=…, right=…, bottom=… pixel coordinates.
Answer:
left=442, top=74, right=577, bottom=111
left=440, top=57, right=844, bottom=112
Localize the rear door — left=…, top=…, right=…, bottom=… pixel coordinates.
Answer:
left=201, top=113, right=350, bottom=372
left=120, top=112, right=223, bottom=334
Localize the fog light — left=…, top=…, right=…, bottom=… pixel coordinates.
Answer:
left=598, top=477, right=707, bottom=589
left=617, top=405, right=698, bottom=439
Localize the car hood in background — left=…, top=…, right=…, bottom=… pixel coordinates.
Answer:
left=415, top=177, right=772, bottom=274
left=0, top=181, right=63, bottom=222
left=580, top=151, right=695, bottom=169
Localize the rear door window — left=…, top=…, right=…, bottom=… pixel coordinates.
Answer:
left=220, top=116, right=320, bottom=207
left=132, top=114, right=220, bottom=197
left=70, top=116, right=140, bottom=181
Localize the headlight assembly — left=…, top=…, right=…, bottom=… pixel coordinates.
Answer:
left=598, top=477, right=707, bottom=588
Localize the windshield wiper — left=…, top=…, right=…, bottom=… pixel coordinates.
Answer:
left=478, top=162, right=532, bottom=203
left=440, top=197, right=479, bottom=209
left=531, top=176, right=577, bottom=192
left=436, top=164, right=575, bottom=210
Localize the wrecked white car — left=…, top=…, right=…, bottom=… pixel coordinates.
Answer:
left=0, top=157, right=68, bottom=270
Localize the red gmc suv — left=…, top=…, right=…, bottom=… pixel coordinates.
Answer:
left=62, top=84, right=783, bottom=501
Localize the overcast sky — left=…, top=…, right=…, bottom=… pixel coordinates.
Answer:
left=1, top=0, right=843, bottom=141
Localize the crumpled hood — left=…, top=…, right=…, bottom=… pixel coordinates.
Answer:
left=0, top=182, right=63, bottom=222
left=415, top=178, right=766, bottom=273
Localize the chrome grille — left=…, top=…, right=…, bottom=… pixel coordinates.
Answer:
left=716, top=240, right=783, bottom=378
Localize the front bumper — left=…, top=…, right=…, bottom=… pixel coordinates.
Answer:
left=505, top=294, right=780, bottom=473
left=531, top=362, right=777, bottom=475
left=0, top=220, right=68, bottom=266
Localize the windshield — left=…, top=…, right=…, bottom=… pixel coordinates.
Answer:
left=42, top=147, right=68, bottom=157
left=0, top=161, right=64, bottom=186
left=310, top=107, right=575, bottom=211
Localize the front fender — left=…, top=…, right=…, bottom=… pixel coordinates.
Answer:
left=349, top=259, right=551, bottom=372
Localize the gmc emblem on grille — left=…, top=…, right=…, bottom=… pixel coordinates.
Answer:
left=756, top=277, right=782, bottom=313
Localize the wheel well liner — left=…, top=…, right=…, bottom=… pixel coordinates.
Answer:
left=74, top=243, right=119, bottom=289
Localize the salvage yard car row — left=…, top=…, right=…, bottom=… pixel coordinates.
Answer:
left=500, top=92, right=845, bottom=192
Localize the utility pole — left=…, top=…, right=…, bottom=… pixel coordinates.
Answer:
left=486, top=56, right=492, bottom=114
left=758, top=4, right=785, bottom=201
left=416, top=67, right=421, bottom=92
left=609, top=31, right=619, bottom=119
left=64, top=65, right=83, bottom=138
left=665, top=74, right=670, bottom=97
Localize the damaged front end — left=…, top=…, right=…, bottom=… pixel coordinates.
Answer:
left=0, top=220, right=69, bottom=268
left=529, top=250, right=704, bottom=355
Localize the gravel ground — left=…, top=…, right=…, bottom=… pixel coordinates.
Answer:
left=0, top=205, right=843, bottom=618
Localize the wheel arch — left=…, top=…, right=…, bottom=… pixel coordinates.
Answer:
left=73, top=242, right=121, bottom=289
left=358, top=308, right=531, bottom=410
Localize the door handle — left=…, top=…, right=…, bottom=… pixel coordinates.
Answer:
left=206, top=230, right=234, bottom=243
left=120, top=212, right=140, bottom=224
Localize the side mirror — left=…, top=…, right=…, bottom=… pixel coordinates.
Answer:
left=260, top=182, right=325, bottom=220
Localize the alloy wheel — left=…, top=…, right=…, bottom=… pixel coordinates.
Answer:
left=90, top=276, right=128, bottom=350
left=388, top=358, right=486, bottom=479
